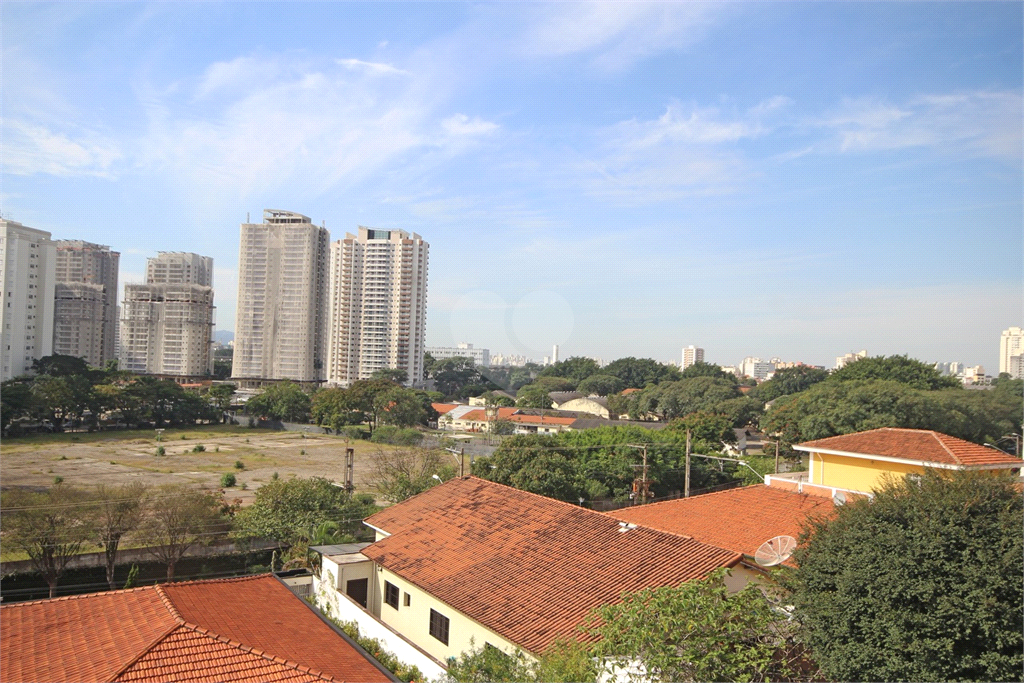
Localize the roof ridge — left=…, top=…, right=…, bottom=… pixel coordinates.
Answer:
left=154, top=584, right=186, bottom=624
left=175, top=620, right=340, bottom=682
left=930, top=430, right=961, bottom=463
left=160, top=572, right=272, bottom=588
left=606, top=484, right=764, bottom=512
left=0, top=584, right=157, bottom=609
left=109, top=621, right=187, bottom=681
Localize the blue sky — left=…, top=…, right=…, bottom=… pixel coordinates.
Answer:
left=3, top=2, right=1021, bottom=370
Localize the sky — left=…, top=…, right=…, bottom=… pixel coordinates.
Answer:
left=3, top=2, right=1021, bottom=371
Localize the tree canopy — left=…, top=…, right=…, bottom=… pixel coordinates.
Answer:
left=537, top=356, right=601, bottom=384
left=245, top=382, right=311, bottom=422
left=828, top=354, right=961, bottom=390
left=749, top=365, right=829, bottom=403
left=789, top=470, right=1023, bottom=682
left=629, top=377, right=742, bottom=421
left=575, top=373, right=625, bottom=397
left=602, top=357, right=681, bottom=389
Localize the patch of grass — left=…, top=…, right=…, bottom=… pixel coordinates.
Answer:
left=53, top=475, right=64, bottom=484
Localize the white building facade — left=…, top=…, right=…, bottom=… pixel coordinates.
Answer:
left=424, top=342, right=489, bottom=367
left=53, top=240, right=119, bottom=367
left=999, top=327, right=1023, bottom=379
left=120, top=252, right=215, bottom=378
left=232, top=210, right=330, bottom=385
left=326, top=226, right=428, bottom=386
left=1, top=220, right=56, bottom=381
left=681, top=345, right=704, bottom=370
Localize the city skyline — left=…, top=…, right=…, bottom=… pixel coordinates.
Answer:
left=3, top=2, right=1021, bottom=370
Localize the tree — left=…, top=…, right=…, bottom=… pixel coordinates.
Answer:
left=679, top=361, right=736, bottom=382
left=516, top=383, right=553, bottom=409
left=631, top=377, right=741, bottom=421
left=749, top=365, right=829, bottom=402
left=370, top=448, right=456, bottom=503
left=246, top=382, right=311, bottom=422
left=828, top=354, right=961, bottom=390
left=538, top=356, right=601, bottom=384
left=530, top=376, right=576, bottom=393
left=603, top=357, right=681, bottom=389
left=431, top=357, right=486, bottom=398
left=575, top=374, right=625, bottom=397
left=206, top=383, right=236, bottom=421
left=371, top=368, right=408, bottom=384
left=374, top=387, right=427, bottom=428
left=1, top=379, right=40, bottom=434
left=584, top=568, right=808, bottom=683
left=139, top=485, right=225, bottom=580
left=789, top=470, right=1023, bottom=682
left=1, top=485, right=95, bottom=598
left=232, top=476, right=377, bottom=547
left=93, top=482, right=148, bottom=590
left=31, top=353, right=92, bottom=378
left=481, top=391, right=515, bottom=407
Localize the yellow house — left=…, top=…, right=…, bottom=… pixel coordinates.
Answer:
left=793, top=428, right=1021, bottom=494
left=313, top=477, right=746, bottom=671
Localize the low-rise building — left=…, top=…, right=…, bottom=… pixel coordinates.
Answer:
left=0, top=574, right=395, bottom=683
left=313, top=477, right=746, bottom=669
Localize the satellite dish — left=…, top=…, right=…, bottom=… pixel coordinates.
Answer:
left=754, top=535, right=798, bottom=567
left=833, top=491, right=847, bottom=506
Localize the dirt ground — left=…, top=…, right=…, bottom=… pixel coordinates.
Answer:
left=0, top=425, right=389, bottom=507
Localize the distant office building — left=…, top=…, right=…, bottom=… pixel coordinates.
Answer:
left=835, top=349, right=868, bottom=370
left=120, top=252, right=215, bottom=378
left=426, top=342, right=489, bottom=367
left=999, top=327, right=1023, bottom=379
left=1, top=219, right=56, bottom=381
left=326, top=226, right=428, bottom=386
left=681, top=345, right=704, bottom=370
left=52, top=240, right=119, bottom=367
left=233, top=210, right=330, bottom=385
left=551, top=345, right=560, bottom=365
left=490, top=352, right=531, bottom=367
left=739, top=356, right=775, bottom=381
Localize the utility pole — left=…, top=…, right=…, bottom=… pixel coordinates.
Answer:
left=775, top=439, right=780, bottom=475
left=684, top=430, right=691, bottom=498
left=345, top=447, right=355, bottom=492
left=629, top=444, right=650, bottom=505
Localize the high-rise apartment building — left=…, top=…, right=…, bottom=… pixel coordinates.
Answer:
left=233, top=210, right=330, bottom=384
left=1, top=219, right=56, bottom=381
left=120, top=252, right=215, bottom=378
left=53, top=240, right=119, bottom=367
left=681, top=345, right=704, bottom=370
left=1000, top=327, right=1024, bottom=379
left=326, top=226, right=428, bottom=386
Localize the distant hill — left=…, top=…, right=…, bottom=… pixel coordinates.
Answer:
left=213, top=330, right=235, bottom=344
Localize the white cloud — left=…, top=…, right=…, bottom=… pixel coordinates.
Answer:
left=2, top=120, right=122, bottom=177
left=520, top=2, right=727, bottom=70
left=336, top=58, right=409, bottom=76
left=442, top=113, right=499, bottom=136
left=819, top=91, right=1022, bottom=160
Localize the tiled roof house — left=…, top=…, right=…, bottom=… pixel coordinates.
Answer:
left=0, top=574, right=396, bottom=683
left=314, top=476, right=747, bottom=666
left=608, top=485, right=837, bottom=568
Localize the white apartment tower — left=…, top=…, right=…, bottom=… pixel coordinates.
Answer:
left=999, top=327, right=1024, bottom=379
left=326, top=226, right=428, bottom=386
left=233, top=210, right=330, bottom=384
left=53, top=240, right=120, bottom=367
left=1, top=219, right=56, bottom=381
left=681, top=345, right=705, bottom=370
left=120, top=252, right=215, bottom=378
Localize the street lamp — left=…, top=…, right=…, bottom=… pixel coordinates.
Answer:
left=985, top=434, right=1021, bottom=457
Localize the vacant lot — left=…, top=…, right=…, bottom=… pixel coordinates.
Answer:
left=0, top=425, right=392, bottom=506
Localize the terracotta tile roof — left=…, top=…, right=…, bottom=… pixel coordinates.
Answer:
left=0, top=575, right=394, bottom=683
left=608, top=485, right=836, bottom=567
left=796, top=428, right=1022, bottom=468
left=431, top=403, right=459, bottom=414
left=362, top=477, right=741, bottom=654
left=507, top=414, right=577, bottom=426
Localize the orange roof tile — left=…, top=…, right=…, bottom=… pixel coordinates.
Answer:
left=431, top=403, right=459, bottom=414
left=362, top=477, right=741, bottom=654
left=507, top=414, right=577, bottom=426
left=796, top=428, right=1022, bottom=468
left=608, top=485, right=836, bottom=567
left=0, top=575, right=394, bottom=683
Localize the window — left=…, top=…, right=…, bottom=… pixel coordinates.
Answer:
left=429, top=608, right=449, bottom=645
left=403, top=592, right=411, bottom=607
left=385, top=581, right=400, bottom=610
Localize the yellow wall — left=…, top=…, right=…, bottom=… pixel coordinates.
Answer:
left=374, top=567, right=526, bottom=663
left=810, top=451, right=926, bottom=492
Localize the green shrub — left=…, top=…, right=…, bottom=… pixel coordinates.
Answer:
left=328, top=618, right=424, bottom=683
left=221, top=473, right=237, bottom=487
left=53, top=476, right=64, bottom=485
left=155, top=446, right=165, bottom=456
left=341, top=425, right=366, bottom=440
left=234, top=460, right=245, bottom=470
left=370, top=426, right=423, bottom=446
left=192, top=444, right=206, bottom=453
left=272, top=471, right=279, bottom=480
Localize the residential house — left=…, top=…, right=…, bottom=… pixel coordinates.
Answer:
left=312, top=477, right=748, bottom=669
left=787, top=427, right=1022, bottom=496
left=609, top=485, right=836, bottom=569
left=0, top=574, right=396, bottom=683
